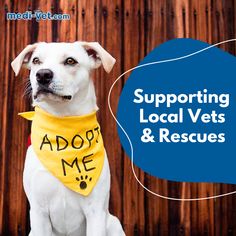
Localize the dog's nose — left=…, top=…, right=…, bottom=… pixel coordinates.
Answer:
left=36, top=69, right=53, bottom=86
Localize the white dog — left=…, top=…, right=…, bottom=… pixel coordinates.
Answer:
left=11, top=42, right=125, bottom=236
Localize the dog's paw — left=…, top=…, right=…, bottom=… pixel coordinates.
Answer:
left=76, top=175, right=92, bottom=189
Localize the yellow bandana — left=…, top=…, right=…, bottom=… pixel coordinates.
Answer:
left=19, top=107, right=105, bottom=196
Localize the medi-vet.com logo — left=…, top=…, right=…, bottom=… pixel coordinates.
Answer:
left=6, top=11, right=70, bottom=21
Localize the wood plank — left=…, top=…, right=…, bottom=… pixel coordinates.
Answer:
left=144, top=0, right=170, bottom=235
left=96, top=0, right=124, bottom=222
left=0, top=0, right=10, bottom=234
left=123, top=0, right=146, bottom=235
left=35, top=0, right=53, bottom=42
left=1, top=0, right=32, bottom=235
left=58, top=0, right=77, bottom=42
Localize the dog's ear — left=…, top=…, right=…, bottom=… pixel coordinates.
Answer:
left=80, top=42, right=116, bottom=73
left=11, top=43, right=38, bottom=76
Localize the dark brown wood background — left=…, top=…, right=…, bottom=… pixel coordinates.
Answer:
left=1, top=0, right=236, bottom=235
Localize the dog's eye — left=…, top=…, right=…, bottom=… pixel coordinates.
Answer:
left=65, top=57, right=77, bottom=65
left=32, top=57, right=41, bottom=65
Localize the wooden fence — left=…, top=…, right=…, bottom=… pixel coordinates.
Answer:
left=1, top=0, right=236, bottom=235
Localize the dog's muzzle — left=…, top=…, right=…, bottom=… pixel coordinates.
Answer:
left=34, top=69, right=72, bottom=100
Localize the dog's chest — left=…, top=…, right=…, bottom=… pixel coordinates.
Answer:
left=23, top=145, right=110, bottom=234
left=23, top=146, right=87, bottom=232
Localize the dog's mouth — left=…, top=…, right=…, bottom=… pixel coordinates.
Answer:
left=34, top=87, right=72, bottom=101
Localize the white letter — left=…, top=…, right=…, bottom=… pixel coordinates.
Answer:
left=218, top=114, right=225, bottom=123
left=188, top=108, right=201, bottom=123
left=218, top=133, right=225, bottom=142
left=140, top=109, right=148, bottom=123
left=133, top=89, right=144, bottom=104
left=159, top=128, right=170, bottom=142
left=166, top=94, right=177, bottom=107
left=155, top=94, right=166, bottom=107
left=219, top=94, right=229, bottom=108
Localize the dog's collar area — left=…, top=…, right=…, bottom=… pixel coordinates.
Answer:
left=18, top=106, right=104, bottom=196
left=18, top=106, right=97, bottom=121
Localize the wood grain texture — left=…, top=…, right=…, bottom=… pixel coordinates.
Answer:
left=1, top=0, right=236, bottom=235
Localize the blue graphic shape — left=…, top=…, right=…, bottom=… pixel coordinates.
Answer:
left=117, top=38, right=236, bottom=184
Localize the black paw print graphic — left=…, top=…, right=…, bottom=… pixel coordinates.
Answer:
left=76, top=175, right=92, bottom=189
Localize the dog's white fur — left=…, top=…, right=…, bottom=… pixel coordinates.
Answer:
left=12, top=42, right=125, bottom=236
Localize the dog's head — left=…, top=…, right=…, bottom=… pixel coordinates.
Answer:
left=11, top=42, right=115, bottom=104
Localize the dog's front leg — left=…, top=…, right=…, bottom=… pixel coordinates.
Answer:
left=86, top=210, right=106, bottom=236
left=29, top=208, right=53, bottom=236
